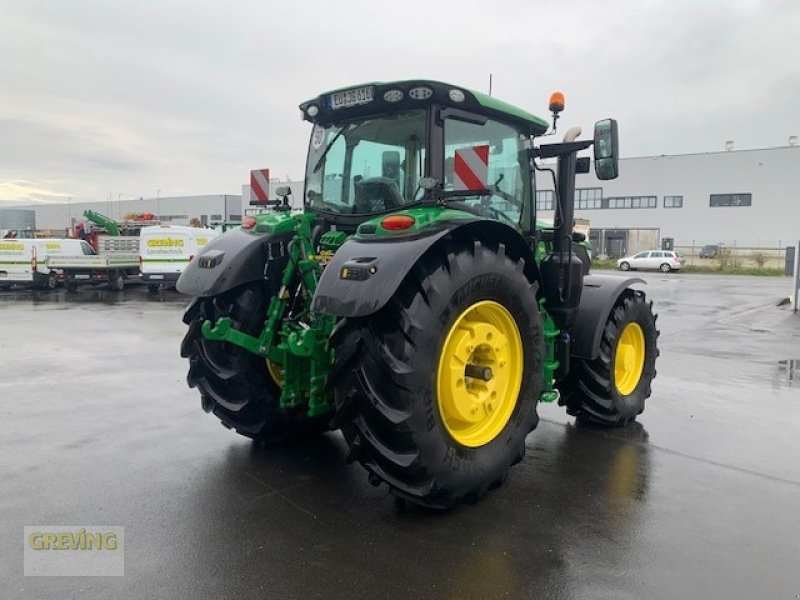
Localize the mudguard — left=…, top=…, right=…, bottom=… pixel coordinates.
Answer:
left=176, top=228, right=290, bottom=298
left=569, top=274, right=646, bottom=360
left=312, top=219, right=535, bottom=318
left=312, top=228, right=451, bottom=317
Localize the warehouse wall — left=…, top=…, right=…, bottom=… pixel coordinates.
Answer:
left=5, top=195, right=242, bottom=229
left=535, top=145, right=800, bottom=247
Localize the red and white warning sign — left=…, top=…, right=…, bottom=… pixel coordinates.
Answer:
left=453, top=145, right=489, bottom=191
left=250, top=168, right=270, bottom=204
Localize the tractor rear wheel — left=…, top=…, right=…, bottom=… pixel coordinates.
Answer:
left=331, top=239, right=544, bottom=509
left=181, top=282, right=330, bottom=444
left=561, top=290, right=658, bottom=426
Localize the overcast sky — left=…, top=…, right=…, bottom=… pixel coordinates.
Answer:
left=1, top=0, right=798, bottom=205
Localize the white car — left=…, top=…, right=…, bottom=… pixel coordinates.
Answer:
left=617, top=250, right=683, bottom=272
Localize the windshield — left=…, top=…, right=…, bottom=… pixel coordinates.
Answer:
left=304, top=109, right=427, bottom=215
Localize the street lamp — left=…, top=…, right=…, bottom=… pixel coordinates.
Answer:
left=156, top=189, right=162, bottom=219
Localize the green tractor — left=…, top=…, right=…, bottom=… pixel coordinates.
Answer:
left=178, top=80, right=659, bottom=509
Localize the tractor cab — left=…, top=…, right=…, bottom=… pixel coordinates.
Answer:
left=299, top=80, right=550, bottom=232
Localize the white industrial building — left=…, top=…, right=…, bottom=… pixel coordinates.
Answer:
left=3, top=194, right=243, bottom=231
left=535, top=144, right=799, bottom=256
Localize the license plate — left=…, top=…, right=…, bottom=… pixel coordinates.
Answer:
left=149, top=274, right=164, bottom=280
left=329, top=86, right=374, bottom=110
left=74, top=274, right=90, bottom=279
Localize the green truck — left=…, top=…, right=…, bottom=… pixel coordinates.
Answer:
left=178, top=80, right=659, bottom=509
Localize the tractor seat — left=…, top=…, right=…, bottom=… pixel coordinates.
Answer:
left=354, top=177, right=403, bottom=213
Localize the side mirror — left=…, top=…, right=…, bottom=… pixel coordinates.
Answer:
left=275, top=186, right=292, bottom=198
left=593, top=119, right=619, bottom=180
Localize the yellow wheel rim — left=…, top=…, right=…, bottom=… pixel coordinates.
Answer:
left=436, top=300, right=524, bottom=448
left=614, top=322, right=645, bottom=396
left=266, top=360, right=284, bottom=387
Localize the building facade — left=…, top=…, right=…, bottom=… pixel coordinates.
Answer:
left=4, top=195, right=242, bottom=230
left=0, top=208, right=35, bottom=231
left=535, top=144, right=800, bottom=254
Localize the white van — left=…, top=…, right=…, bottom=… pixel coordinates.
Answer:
left=139, top=225, right=218, bottom=291
left=0, top=238, right=91, bottom=289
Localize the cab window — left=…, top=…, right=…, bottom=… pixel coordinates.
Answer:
left=443, top=117, right=530, bottom=225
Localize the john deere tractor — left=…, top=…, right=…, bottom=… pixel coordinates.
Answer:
left=178, top=80, right=658, bottom=509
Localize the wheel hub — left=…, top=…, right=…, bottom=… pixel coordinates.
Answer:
left=614, top=322, right=645, bottom=396
left=436, top=301, right=523, bottom=447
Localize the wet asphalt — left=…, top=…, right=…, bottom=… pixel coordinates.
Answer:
left=1, top=273, right=799, bottom=600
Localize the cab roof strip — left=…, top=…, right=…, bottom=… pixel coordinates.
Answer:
left=300, top=79, right=549, bottom=136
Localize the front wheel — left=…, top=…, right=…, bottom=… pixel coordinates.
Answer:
left=332, top=239, right=544, bottom=508
left=659, top=263, right=671, bottom=273
left=181, top=282, right=329, bottom=444
left=619, top=261, right=630, bottom=271
left=561, top=290, right=659, bottom=426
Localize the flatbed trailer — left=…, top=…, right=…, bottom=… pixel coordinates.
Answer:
left=47, top=236, right=140, bottom=291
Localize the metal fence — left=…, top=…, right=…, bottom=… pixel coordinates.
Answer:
left=674, top=243, right=795, bottom=270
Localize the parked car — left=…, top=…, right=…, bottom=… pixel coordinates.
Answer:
left=617, top=250, right=683, bottom=272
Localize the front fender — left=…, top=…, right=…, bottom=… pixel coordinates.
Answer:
left=569, top=274, right=646, bottom=360
left=176, top=228, right=290, bottom=298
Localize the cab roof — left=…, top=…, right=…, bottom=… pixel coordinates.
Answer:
left=300, top=79, right=549, bottom=136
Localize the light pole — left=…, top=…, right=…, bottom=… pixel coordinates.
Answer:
left=156, top=189, right=162, bottom=219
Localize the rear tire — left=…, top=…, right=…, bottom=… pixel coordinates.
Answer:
left=659, top=263, right=671, bottom=273
left=181, top=282, right=329, bottom=444
left=331, top=239, right=544, bottom=509
left=619, top=261, right=630, bottom=271
left=561, top=290, right=658, bottom=426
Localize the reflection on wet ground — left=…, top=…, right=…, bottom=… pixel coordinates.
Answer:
left=776, top=359, right=799, bottom=385
left=1, top=272, right=799, bottom=599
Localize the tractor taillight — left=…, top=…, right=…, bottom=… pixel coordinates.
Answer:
left=381, top=215, right=415, bottom=231
left=242, top=217, right=257, bottom=230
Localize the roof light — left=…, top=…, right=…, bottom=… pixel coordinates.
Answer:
left=448, top=89, right=465, bottom=102
left=408, top=87, right=433, bottom=100
left=549, top=91, right=565, bottom=114
left=383, top=89, right=404, bottom=103
left=306, top=105, right=319, bottom=117
left=381, top=215, right=415, bottom=231
left=241, top=217, right=257, bottom=230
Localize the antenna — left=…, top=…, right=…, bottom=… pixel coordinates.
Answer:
left=488, top=73, right=493, bottom=96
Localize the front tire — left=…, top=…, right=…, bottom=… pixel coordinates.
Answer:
left=181, top=282, right=329, bottom=444
left=619, top=261, right=630, bottom=271
left=332, top=239, right=544, bottom=509
left=561, top=290, right=658, bottom=426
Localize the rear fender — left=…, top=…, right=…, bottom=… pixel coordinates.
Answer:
left=569, top=274, right=646, bottom=360
left=312, top=219, right=539, bottom=317
left=176, top=228, right=291, bottom=298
